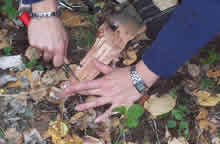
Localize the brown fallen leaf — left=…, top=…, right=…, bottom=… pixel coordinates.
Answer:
left=30, top=87, right=49, bottom=102
left=144, top=94, right=176, bottom=117
left=123, top=50, right=137, bottom=65
left=25, top=46, right=42, bottom=60
left=60, top=10, right=90, bottom=27
left=199, top=120, right=217, bottom=133
left=7, top=69, right=32, bottom=88
left=168, top=137, right=188, bottom=144
left=48, top=120, right=83, bottom=144
left=0, top=29, right=9, bottom=50
left=4, top=128, right=22, bottom=144
left=83, top=136, right=103, bottom=144
left=196, top=108, right=208, bottom=120
left=207, top=69, right=220, bottom=78
left=193, top=90, right=220, bottom=107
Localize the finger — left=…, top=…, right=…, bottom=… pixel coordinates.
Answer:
left=78, top=89, right=102, bottom=96
left=94, top=59, right=113, bottom=74
left=95, top=105, right=115, bottom=123
left=75, top=97, right=110, bottom=111
left=53, top=43, right=65, bottom=67
left=43, top=51, right=53, bottom=62
left=62, top=79, right=102, bottom=97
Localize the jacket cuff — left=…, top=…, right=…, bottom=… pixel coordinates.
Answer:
left=22, top=0, right=42, bottom=4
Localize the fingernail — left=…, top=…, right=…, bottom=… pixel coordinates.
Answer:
left=75, top=106, right=81, bottom=111
left=95, top=118, right=100, bottom=123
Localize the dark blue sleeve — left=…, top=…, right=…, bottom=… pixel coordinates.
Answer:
left=142, top=0, right=220, bottom=78
left=22, top=0, right=42, bottom=4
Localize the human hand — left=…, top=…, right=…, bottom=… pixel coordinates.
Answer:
left=61, top=60, right=159, bottom=123
left=28, top=17, right=68, bottom=67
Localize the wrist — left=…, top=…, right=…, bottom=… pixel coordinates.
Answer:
left=135, top=60, right=159, bottom=88
left=32, top=0, right=57, bottom=13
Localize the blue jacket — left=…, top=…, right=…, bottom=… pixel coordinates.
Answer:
left=23, top=0, right=220, bottom=78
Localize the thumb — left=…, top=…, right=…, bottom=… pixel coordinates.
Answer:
left=94, top=59, right=113, bottom=74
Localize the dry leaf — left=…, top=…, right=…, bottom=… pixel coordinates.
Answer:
left=153, top=0, right=178, bottom=11
left=168, top=137, right=188, bottom=144
left=199, top=134, right=209, bottom=144
left=207, top=69, right=220, bottom=78
left=199, top=120, right=217, bottom=133
left=48, top=120, right=83, bottom=144
left=30, top=87, right=49, bottom=102
left=196, top=108, right=208, bottom=120
left=5, top=128, right=22, bottom=144
left=23, top=129, right=44, bottom=144
left=60, top=10, right=89, bottom=27
left=0, top=29, right=9, bottom=50
left=144, top=94, right=176, bottom=117
left=83, top=136, right=103, bottom=144
left=69, top=112, right=86, bottom=124
left=193, top=90, right=220, bottom=107
left=31, top=70, right=43, bottom=89
left=46, top=87, right=62, bottom=104
left=25, top=46, right=42, bottom=60
left=123, top=50, right=137, bottom=65
left=7, top=69, right=32, bottom=88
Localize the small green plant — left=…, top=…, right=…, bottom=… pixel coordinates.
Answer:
left=0, top=0, right=18, bottom=19
left=169, top=83, right=184, bottom=99
left=0, top=127, right=5, bottom=138
left=26, top=59, right=37, bottom=68
left=112, top=104, right=144, bottom=143
left=3, top=46, right=12, bottom=56
left=167, top=104, right=190, bottom=138
left=201, top=77, right=215, bottom=90
left=34, top=65, right=44, bottom=71
left=200, top=49, right=220, bottom=64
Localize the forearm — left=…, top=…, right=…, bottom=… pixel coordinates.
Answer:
left=142, top=0, right=220, bottom=78
left=32, top=0, right=57, bottom=12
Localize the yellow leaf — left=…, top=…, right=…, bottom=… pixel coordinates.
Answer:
left=193, top=90, right=220, bottom=107
left=123, top=50, right=137, bottom=65
left=199, top=120, right=217, bottom=133
left=207, top=69, right=220, bottom=78
left=144, top=94, right=176, bottom=117
left=0, top=29, right=9, bottom=50
left=60, top=10, right=90, bottom=28
left=7, top=69, right=32, bottom=88
left=196, top=108, right=208, bottom=120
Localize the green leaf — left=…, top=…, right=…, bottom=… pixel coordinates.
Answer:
left=125, top=119, right=139, bottom=128
left=169, top=89, right=177, bottom=99
left=35, top=65, right=44, bottom=71
left=127, top=104, right=144, bottom=120
left=177, top=105, right=189, bottom=113
left=179, top=121, right=189, bottom=129
left=114, top=141, right=121, bottom=144
left=3, top=47, right=12, bottom=56
left=112, top=106, right=127, bottom=116
left=167, top=120, right=177, bottom=128
left=171, top=109, right=184, bottom=120
left=0, top=0, right=18, bottom=19
left=26, top=59, right=37, bottom=68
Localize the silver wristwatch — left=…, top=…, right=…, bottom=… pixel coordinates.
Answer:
left=130, top=65, right=149, bottom=95
left=31, top=12, right=57, bottom=18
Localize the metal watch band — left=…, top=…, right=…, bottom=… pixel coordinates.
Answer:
left=130, top=65, right=149, bottom=95
left=31, top=12, right=57, bottom=18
